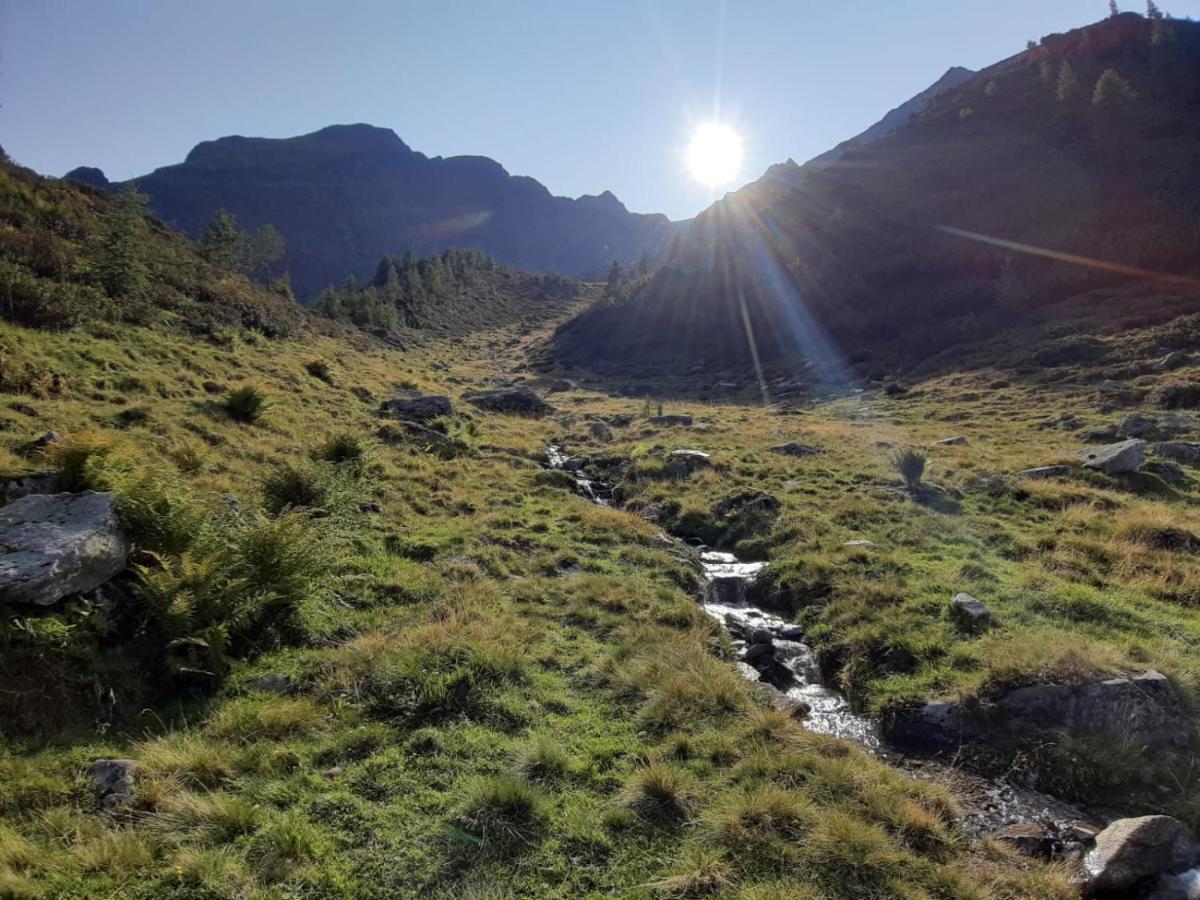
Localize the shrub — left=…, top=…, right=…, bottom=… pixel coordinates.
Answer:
left=454, top=776, right=546, bottom=844
left=262, top=460, right=335, bottom=514
left=1093, top=68, right=1137, bottom=106
left=889, top=448, right=926, bottom=490
left=305, top=359, right=335, bottom=385
left=313, top=432, right=369, bottom=470
left=223, top=385, right=268, bottom=424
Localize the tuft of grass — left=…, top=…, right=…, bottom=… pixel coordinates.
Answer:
left=313, top=431, right=371, bottom=471
left=454, top=776, right=547, bottom=845
left=206, top=696, right=325, bottom=743
left=514, top=737, right=572, bottom=782
left=154, top=790, right=262, bottom=844
left=648, top=845, right=733, bottom=896
left=222, top=385, right=268, bottom=424
left=247, top=811, right=324, bottom=883
left=889, top=447, right=926, bottom=490
left=73, top=830, right=155, bottom=874
left=305, top=359, right=335, bottom=385
left=624, top=763, right=696, bottom=824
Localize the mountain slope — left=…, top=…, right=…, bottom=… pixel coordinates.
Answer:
left=552, top=13, right=1200, bottom=376
left=69, top=124, right=673, bottom=298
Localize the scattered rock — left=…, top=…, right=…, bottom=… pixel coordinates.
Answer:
left=323, top=766, right=344, bottom=779
left=1144, top=461, right=1187, bottom=483
left=377, top=422, right=467, bottom=456
left=1078, top=439, right=1146, bottom=475
left=21, top=431, right=62, bottom=457
left=713, top=491, right=781, bottom=518
left=1080, top=816, right=1186, bottom=896
left=462, top=387, right=553, bottom=417
left=742, top=642, right=773, bottom=662
left=1155, top=442, right=1200, bottom=465
left=993, top=823, right=1059, bottom=859
left=843, top=539, right=876, bottom=548
left=0, top=492, right=131, bottom=606
left=359, top=500, right=383, bottom=514
left=544, top=379, right=573, bottom=394
left=93, top=759, right=137, bottom=808
left=665, top=450, right=711, bottom=478
left=647, top=414, right=693, bottom=427
left=379, top=394, right=452, bottom=422
left=1119, top=413, right=1197, bottom=440
left=1158, top=351, right=1190, bottom=371
left=248, top=673, right=294, bottom=694
left=1, top=470, right=60, bottom=502
left=1018, top=465, right=1071, bottom=479
left=770, top=442, right=822, bottom=456
left=949, top=593, right=992, bottom=632
left=747, top=627, right=774, bottom=647
left=588, top=420, right=613, bottom=442
left=936, top=436, right=968, bottom=446
left=201, top=380, right=226, bottom=394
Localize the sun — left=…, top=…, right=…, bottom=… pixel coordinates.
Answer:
left=685, top=121, right=744, bottom=187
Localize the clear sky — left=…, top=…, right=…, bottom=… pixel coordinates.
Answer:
left=2, top=0, right=1190, bottom=220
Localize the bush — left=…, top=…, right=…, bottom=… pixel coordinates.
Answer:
left=313, top=432, right=369, bottom=470
left=223, top=385, right=268, bottom=424
left=889, top=448, right=926, bottom=490
left=305, top=359, right=335, bottom=385
left=262, top=460, right=339, bottom=514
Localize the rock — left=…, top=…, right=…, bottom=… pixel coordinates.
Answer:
left=1, top=470, right=60, bottom=502
left=93, top=759, right=137, bottom=808
left=770, top=442, right=822, bottom=456
left=379, top=394, right=452, bottom=422
left=747, top=628, right=774, bottom=647
left=778, top=625, right=805, bottom=641
left=562, top=456, right=587, bottom=472
left=843, top=539, right=876, bottom=548
left=1078, top=439, right=1146, bottom=474
left=462, top=387, right=553, bottom=417
left=1081, top=816, right=1186, bottom=895
left=377, top=422, right=467, bottom=456
left=0, top=492, right=130, bottom=606
left=1158, top=351, right=1190, bottom=371
left=936, top=436, right=968, bottom=446
left=994, top=823, right=1059, bottom=859
left=202, top=380, right=226, bottom=394
left=1156, top=442, right=1200, bottom=465
left=544, top=379, right=573, bottom=393
left=248, top=673, right=294, bottom=694
left=713, top=491, right=781, bottom=518
left=949, top=593, right=992, bottom=632
left=21, top=431, right=62, bottom=457
left=323, top=766, right=344, bottom=779
left=588, top=420, right=613, bottom=442
left=1149, top=869, right=1200, bottom=900
left=1019, top=465, right=1071, bottom=479
left=1119, top=413, right=1197, bottom=441
left=608, top=414, right=634, bottom=428
left=742, top=642, right=774, bottom=662
left=647, top=414, right=693, bottom=427
left=1144, top=461, right=1186, bottom=483
left=665, top=450, right=711, bottom=478
left=706, top=575, right=746, bottom=605
left=359, top=500, right=383, bottom=513
left=770, top=695, right=812, bottom=719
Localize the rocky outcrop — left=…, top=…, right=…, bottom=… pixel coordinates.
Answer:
left=665, top=450, right=711, bottom=479
left=462, top=387, right=553, bottom=417
left=886, top=670, right=1188, bottom=759
left=0, top=492, right=130, bottom=606
left=93, top=758, right=137, bottom=808
left=1019, top=465, right=1072, bottom=479
left=936, top=436, right=969, bottom=446
left=1078, top=439, right=1146, bottom=474
left=587, top=420, right=613, bottom=442
left=1156, top=442, right=1200, bottom=465
left=1079, top=816, right=1186, bottom=896
left=1118, top=413, right=1196, bottom=440
left=379, top=395, right=452, bottom=422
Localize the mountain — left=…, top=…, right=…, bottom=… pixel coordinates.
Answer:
left=551, top=13, right=1200, bottom=377
left=68, top=124, right=674, bottom=298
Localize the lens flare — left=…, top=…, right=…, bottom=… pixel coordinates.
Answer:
left=686, top=122, right=743, bottom=187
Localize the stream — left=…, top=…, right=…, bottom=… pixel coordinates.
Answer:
left=546, top=444, right=1104, bottom=841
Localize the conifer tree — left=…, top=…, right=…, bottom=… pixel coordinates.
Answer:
left=1092, top=68, right=1137, bottom=105
left=1056, top=61, right=1082, bottom=101
left=96, top=186, right=149, bottom=297
left=198, top=209, right=247, bottom=271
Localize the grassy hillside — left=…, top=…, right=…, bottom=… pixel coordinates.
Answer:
left=0, top=155, right=1080, bottom=898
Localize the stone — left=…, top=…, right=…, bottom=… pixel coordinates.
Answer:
left=742, top=642, right=774, bottom=662
left=1078, top=439, right=1146, bottom=474
left=647, top=414, right=693, bottom=427
left=21, top=431, right=62, bottom=457
left=778, top=625, right=805, bottom=641
left=665, top=450, right=711, bottom=478
left=1, top=470, right=60, bottom=502
left=379, top=394, right=452, bottom=422
left=706, top=575, right=745, bottom=605
left=949, top=593, right=992, bottom=631
left=359, top=500, right=383, bottom=513
left=1144, top=461, right=1186, bottom=483
left=747, top=628, right=774, bottom=647
left=1019, top=465, right=1071, bottom=479
left=994, top=823, right=1059, bottom=859
left=1081, top=816, right=1186, bottom=895
left=936, top=436, right=968, bottom=446
left=377, top=422, right=468, bottom=456
left=588, top=420, right=613, bottom=442
left=844, top=539, right=876, bottom=548
left=462, top=387, right=553, bottom=417
left=713, top=491, right=781, bottom=518
left=93, top=759, right=137, bottom=808
left=1119, top=413, right=1197, bottom=440
left=248, top=673, right=294, bottom=694
left=1158, top=351, right=1190, bottom=371
left=770, top=442, right=822, bottom=456
left=544, top=379, right=573, bottom=393
left=0, top=492, right=130, bottom=606
left=1156, top=442, right=1200, bottom=465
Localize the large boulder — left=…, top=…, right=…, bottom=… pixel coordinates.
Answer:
left=1080, top=816, right=1186, bottom=895
left=93, top=758, right=137, bottom=808
left=948, top=593, right=992, bottom=632
left=1078, top=439, right=1146, bottom=474
left=1156, top=442, right=1200, bottom=465
left=665, top=449, right=711, bottom=478
left=0, top=491, right=130, bottom=606
left=462, top=387, right=553, bottom=417
left=1119, top=413, right=1196, bottom=441
left=379, top=394, right=452, bottom=422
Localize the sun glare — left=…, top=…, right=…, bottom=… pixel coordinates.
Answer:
left=685, top=121, right=743, bottom=187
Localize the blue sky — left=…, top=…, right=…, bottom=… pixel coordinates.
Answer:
left=3, top=0, right=1189, bottom=219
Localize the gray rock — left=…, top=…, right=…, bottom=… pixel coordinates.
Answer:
left=843, top=539, right=876, bottom=548
left=1078, top=439, right=1146, bottom=474
left=379, top=394, right=452, bottom=422
left=993, top=823, right=1059, bottom=859
left=1081, top=816, right=1186, bottom=895
left=1144, top=461, right=1186, bottom=483
left=1019, top=465, right=1071, bottom=479
left=949, top=593, right=992, bottom=632
left=462, top=387, right=553, bottom=417
left=1158, top=351, right=1190, bottom=371
left=1156, top=442, right=1200, bottom=465
left=1149, top=869, right=1200, bottom=900
left=544, top=379, right=573, bottom=394
left=0, top=492, right=130, bottom=606
left=770, top=442, right=822, bottom=456
left=93, top=759, right=137, bottom=808
left=588, top=420, right=613, bottom=442
left=665, top=449, right=711, bottom=478
left=248, top=673, right=294, bottom=694
left=742, top=642, right=774, bottom=662
left=1119, top=413, right=1197, bottom=441
left=647, top=414, right=693, bottom=427
left=1, top=470, right=60, bottom=502
left=21, top=431, right=62, bottom=457
left=936, top=436, right=968, bottom=446
left=747, top=628, right=774, bottom=647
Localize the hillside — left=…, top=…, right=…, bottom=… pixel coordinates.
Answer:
left=67, top=124, right=674, bottom=298
left=551, top=13, right=1200, bottom=377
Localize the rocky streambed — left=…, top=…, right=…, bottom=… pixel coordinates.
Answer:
left=545, top=443, right=1200, bottom=895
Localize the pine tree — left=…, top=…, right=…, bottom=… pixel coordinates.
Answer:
left=1109, top=0, right=1120, bottom=16
left=198, top=209, right=247, bottom=271
left=604, top=260, right=624, bottom=304
left=246, top=224, right=286, bottom=281
left=1092, top=68, right=1138, bottom=105
left=985, top=79, right=1000, bottom=96
left=1146, top=0, right=1162, bottom=18
left=1056, top=61, right=1082, bottom=102
left=96, top=186, right=149, bottom=297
